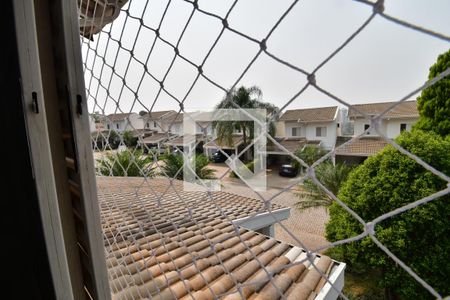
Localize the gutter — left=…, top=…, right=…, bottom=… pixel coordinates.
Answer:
left=232, top=207, right=291, bottom=231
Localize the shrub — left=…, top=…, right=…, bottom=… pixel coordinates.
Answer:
left=296, top=162, right=352, bottom=210
left=325, top=130, right=450, bottom=299
left=229, top=160, right=255, bottom=178
left=293, top=145, right=328, bottom=170
left=97, top=149, right=154, bottom=177
left=159, top=153, right=216, bottom=180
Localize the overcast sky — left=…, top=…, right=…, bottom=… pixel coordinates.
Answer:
left=82, top=0, right=450, bottom=115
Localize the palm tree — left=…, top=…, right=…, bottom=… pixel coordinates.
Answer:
left=159, top=153, right=216, bottom=180
left=296, top=162, right=352, bottom=210
left=213, top=86, right=278, bottom=148
left=97, top=149, right=155, bottom=177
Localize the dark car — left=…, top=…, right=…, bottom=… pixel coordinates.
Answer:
left=279, top=164, right=299, bottom=177
left=211, top=150, right=228, bottom=163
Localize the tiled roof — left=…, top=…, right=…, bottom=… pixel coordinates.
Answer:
left=142, top=110, right=177, bottom=121
left=279, top=106, right=338, bottom=122
left=142, top=133, right=174, bottom=144
left=165, top=112, right=184, bottom=123
left=107, top=113, right=136, bottom=122
left=267, top=138, right=321, bottom=153
left=348, top=100, right=418, bottom=118
left=97, top=177, right=339, bottom=300
left=335, top=136, right=389, bottom=156
left=164, top=134, right=205, bottom=147
left=204, top=135, right=244, bottom=149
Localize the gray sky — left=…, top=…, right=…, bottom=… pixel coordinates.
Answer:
left=82, top=0, right=450, bottom=115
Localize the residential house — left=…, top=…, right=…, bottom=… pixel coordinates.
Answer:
left=277, top=106, right=340, bottom=150
left=335, top=100, right=419, bottom=164
left=141, top=110, right=177, bottom=133
left=349, top=100, right=418, bottom=138
left=105, top=112, right=143, bottom=132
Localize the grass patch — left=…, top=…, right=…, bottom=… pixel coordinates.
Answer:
left=324, top=248, right=384, bottom=299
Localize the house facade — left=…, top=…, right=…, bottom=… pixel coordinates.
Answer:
left=142, top=110, right=177, bottom=133
left=335, top=100, right=419, bottom=164
left=105, top=112, right=143, bottom=132
left=277, top=106, right=340, bottom=150
left=349, top=100, right=418, bottom=138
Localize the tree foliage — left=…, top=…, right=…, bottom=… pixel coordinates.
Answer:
left=415, top=49, right=450, bottom=136
left=122, top=130, right=138, bottom=147
left=159, top=153, right=216, bottom=180
left=213, top=86, right=278, bottom=147
left=293, top=145, right=328, bottom=169
left=325, top=130, right=450, bottom=299
left=296, top=162, right=352, bottom=210
left=97, top=150, right=154, bottom=177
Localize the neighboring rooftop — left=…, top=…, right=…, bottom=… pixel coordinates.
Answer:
left=348, top=100, right=418, bottom=118
left=142, top=132, right=175, bottom=144
left=97, top=177, right=343, bottom=300
left=203, top=135, right=244, bottom=149
left=164, top=134, right=205, bottom=147
left=267, top=137, right=321, bottom=153
left=335, top=136, right=389, bottom=157
left=107, top=113, right=136, bottom=122
left=279, top=106, right=338, bottom=122
left=142, top=110, right=177, bottom=120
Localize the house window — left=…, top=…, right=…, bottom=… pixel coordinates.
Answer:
left=291, top=127, right=297, bottom=136
left=400, top=123, right=407, bottom=132
left=364, top=124, right=370, bottom=134
left=316, top=127, right=327, bottom=137
left=116, top=123, right=120, bottom=130
left=107, top=124, right=110, bottom=130
left=146, top=123, right=150, bottom=128
left=154, top=122, right=157, bottom=127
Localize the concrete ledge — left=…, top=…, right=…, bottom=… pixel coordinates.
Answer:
left=231, top=207, right=291, bottom=231
left=315, top=261, right=346, bottom=300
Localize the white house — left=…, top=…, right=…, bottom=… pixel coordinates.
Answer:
left=335, top=100, right=419, bottom=164
left=349, top=100, right=418, bottom=138
left=277, top=106, right=340, bottom=150
left=142, top=110, right=177, bottom=133
left=105, top=112, right=143, bottom=132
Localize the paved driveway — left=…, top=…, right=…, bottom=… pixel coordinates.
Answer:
left=217, top=179, right=330, bottom=252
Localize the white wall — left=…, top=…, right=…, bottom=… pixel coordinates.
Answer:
left=124, top=114, right=143, bottom=131
left=353, top=117, right=417, bottom=138
left=284, top=121, right=337, bottom=150
left=305, top=122, right=337, bottom=150
left=284, top=121, right=306, bottom=138
left=386, top=118, right=417, bottom=139
left=353, top=118, right=386, bottom=136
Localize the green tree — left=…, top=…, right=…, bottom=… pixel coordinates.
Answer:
left=415, top=49, right=450, bottom=136
left=296, top=162, right=352, bottom=210
left=213, top=86, right=278, bottom=148
left=159, top=153, right=216, bottom=180
left=97, top=150, right=154, bottom=177
left=123, top=130, right=138, bottom=147
left=325, top=130, right=450, bottom=299
left=293, top=145, right=328, bottom=171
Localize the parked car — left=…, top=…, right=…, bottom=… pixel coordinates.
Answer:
left=279, top=164, right=299, bottom=177
left=211, top=150, right=228, bottom=163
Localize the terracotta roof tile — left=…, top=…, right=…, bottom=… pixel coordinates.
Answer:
left=107, top=113, right=136, bottom=122
left=97, top=177, right=340, bottom=299
left=348, top=100, right=418, bottom=118
left=142, top=110, right=177, bottom=120
left=279, top=106, right=338, bottom=122
left=335, top=136, right=389, bottom=156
